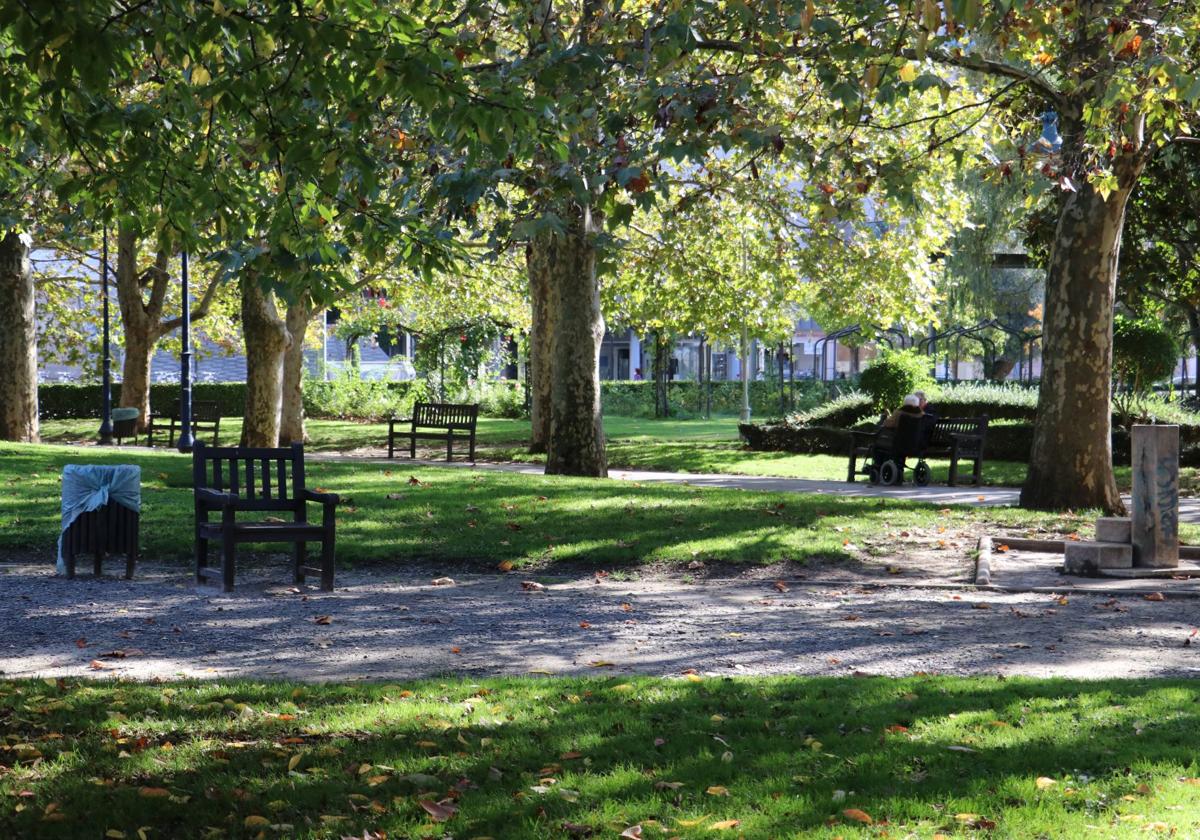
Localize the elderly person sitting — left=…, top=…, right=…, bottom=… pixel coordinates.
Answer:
left=882, top=393, right=924, bottom=428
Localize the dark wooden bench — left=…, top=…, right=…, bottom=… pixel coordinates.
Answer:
left=387, top=401, right=479, bottom=461
left=63, top=502, right=139, bottom=580
left=847, top=413, right=989, bottom=486
left=147, top=400, right=221, bottom=447
left=193, top=441, right=338, bottom=592
left=925, top=415, right=989, bottom=486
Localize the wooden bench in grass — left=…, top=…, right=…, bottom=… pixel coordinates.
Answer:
left=147, top=399, right=222, bottom=447
left=387, top=401, right=479, bottom=461
left=192, top=442, right=338, bottom=592
left=847, top=413, right=989, bottom=486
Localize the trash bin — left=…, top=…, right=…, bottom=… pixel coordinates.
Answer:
left=111, top=407, right=140, bottom=445
left=59, top=464, right=141, bottom=579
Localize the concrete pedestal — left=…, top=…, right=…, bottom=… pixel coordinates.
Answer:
left=1131, top=425, right=1179, bottom=569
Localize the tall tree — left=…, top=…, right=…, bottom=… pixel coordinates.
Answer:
left=0, top=230, right=38, bottom=441
left=792, top=0, right=1200, bottom=511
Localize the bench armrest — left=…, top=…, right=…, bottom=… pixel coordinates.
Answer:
left=848, top=429, right=880, bottom=441
left=303, top=489, right=340, bottom=506
left=195, top=488, right=238, bottom=508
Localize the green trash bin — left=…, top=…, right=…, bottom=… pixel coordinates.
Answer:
left=111, top=407, right=140, bottom=445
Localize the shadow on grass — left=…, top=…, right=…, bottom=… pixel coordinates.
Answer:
left=2, top=677, right=1199, bottom=838
left=2, top=443, right=1016, bottom=569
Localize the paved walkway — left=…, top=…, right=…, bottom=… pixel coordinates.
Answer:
left=318, top=454, right=1200, bottom=521
left=4, top=560, right=1199, bottom=681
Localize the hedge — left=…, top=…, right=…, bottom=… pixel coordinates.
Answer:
left=38, top=378, right=821, bottom=422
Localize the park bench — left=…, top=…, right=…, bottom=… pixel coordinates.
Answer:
left=147, top=399, right=221, bottom=447
left=192, top=441, right=338, bottom=592
left=387, top=401, right=479, bottom=461
left=847, top=413, right=989, bottom=486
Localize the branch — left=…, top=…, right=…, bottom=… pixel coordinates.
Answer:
left=157, top=273, right=223, bottom=335
left=902, top=48, right=1067, bottom=111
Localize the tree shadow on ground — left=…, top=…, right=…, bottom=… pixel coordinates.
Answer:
left=2, top=676, right=1198, bottom=838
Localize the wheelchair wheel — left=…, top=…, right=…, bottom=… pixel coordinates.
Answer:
left=913, top=461, right=931, bottom=487
left=880, top=460, right=901, bottom=486
left=867, top=465, right=881, bottom=485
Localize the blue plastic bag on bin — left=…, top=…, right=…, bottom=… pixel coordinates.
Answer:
left=58, top=464, right=141, bottom=574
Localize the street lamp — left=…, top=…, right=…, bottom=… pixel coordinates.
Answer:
left=97, top=224, right=113, bottom=445
left=177, top=250, right=194, bottom=453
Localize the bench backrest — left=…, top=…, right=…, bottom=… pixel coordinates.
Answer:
left=928, top=415, right=988, bottom=447
left=412, top=401, right=479, bottom=430
left=192, top=441, right=305, bottom=510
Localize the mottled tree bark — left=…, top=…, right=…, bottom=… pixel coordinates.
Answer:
left=526, top=233, right=556, bottom=454
left=240, top=276, right=290, bottom=448
left=544, top=203, right=607, bottom=477
left=1021, top=151, right=1139, bottom=513
left=114, top=226, right=220, bottom=431
left=0, top=231, right=38, bottom=442
left=652, top=333, right=670, bottom=418
left=280, top=296, right=314, bottom=444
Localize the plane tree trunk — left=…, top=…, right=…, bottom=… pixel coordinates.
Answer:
left=1021, top=128, right=1143, bottom=513
left=240, top=275, right=290, bottom=448
left=280, top=296, right=314, bottom=444
left=544, top=203, right=607, bottom=477
left=0, top=230, right=38, bottom=442
left=526, top=233, right=556, bottom=455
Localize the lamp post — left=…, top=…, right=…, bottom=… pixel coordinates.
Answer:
left=97, top=224, right=114, bottom=445
left=177, top=251, right=194, bottom=453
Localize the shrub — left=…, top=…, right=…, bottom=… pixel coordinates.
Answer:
left=858, top=348, right=935, bottom=411
left=1113, top=315, right=1178, bottom=424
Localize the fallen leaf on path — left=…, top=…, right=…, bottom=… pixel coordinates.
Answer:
left=1144, top=592, right=1165, bottom=602
left=313, top=615, right=332, bottom=625
left=521, top=580, right=546, bottom=592
left=578, top=621, right=591, bottom=629
left=89, top=660, right=108, bottom=670
left=75, top=638, right=87, bottom=648
left=587, top=661, right=615, bottom=668
left=450, top=647, right=461, bottom=654
left=497, top=561, right=514, bottom=572
left=973, top=602, right=991, bottom=610
left=431, top=577, right=455, bottom=586
left=773, top=580, right=789, bottom=593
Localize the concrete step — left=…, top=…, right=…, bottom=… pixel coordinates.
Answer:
left=1095, top=516, right=1132, bottom=543
left=1064, top=540, right=1134, bottom=576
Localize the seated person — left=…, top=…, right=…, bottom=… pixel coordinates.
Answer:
left=882, top=393, right=924, bottom=428
left=913, top=389, right=937, bottom=417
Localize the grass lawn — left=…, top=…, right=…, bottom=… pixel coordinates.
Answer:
left=4, top=675, right=1200, bottom=838
left=38, top=416, right=1035, bottom=487
left=1, top=442, right=1104, bottom=570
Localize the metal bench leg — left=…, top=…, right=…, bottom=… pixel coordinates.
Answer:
left=387, top=419, right=395, bottom=458
left=126, top=513, right=139, bottom=580
left=221, top=516, right=236, bottom=593
left=65, top=546, right=76, bottom=579
left=847, top=449, right=857, bottom=483
left=94, top=550, right=105, bottom=577
left=469, top=434, right=476, bottom=462
left=320, top=539, right=334, bottom=591
left=446, top=431, right=454, bottom=462
left=410, top=434, right=416, bottom=459
left=972, top=458, right=982, bottom=486
left=196, top=536, right=208, bottom=583
left=294, top=542, right=306, bottom=584
left=948, top=457, right=959, bottom=487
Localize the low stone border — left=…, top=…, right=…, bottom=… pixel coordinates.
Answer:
left=994, top=535, right=1200, bottom=561
left=974, top=535, right=993, bottom=586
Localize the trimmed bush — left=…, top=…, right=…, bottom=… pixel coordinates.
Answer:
left=858, top=348, right=935, bottom=411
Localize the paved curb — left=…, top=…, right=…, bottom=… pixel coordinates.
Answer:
left=975, top=535, right=993, bottom=586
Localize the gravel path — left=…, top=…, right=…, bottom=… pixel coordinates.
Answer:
left=4, top=558, right=1200, bottom=681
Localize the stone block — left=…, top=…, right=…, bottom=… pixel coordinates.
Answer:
left=1131, top=425, right=1179, bottom=568
left=1095, top=516, right=1131, bottom=544
left=1063, top=541, right=1133, bottom=576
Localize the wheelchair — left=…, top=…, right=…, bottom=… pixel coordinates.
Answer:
left=865, top=411, right=932, bottom=487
